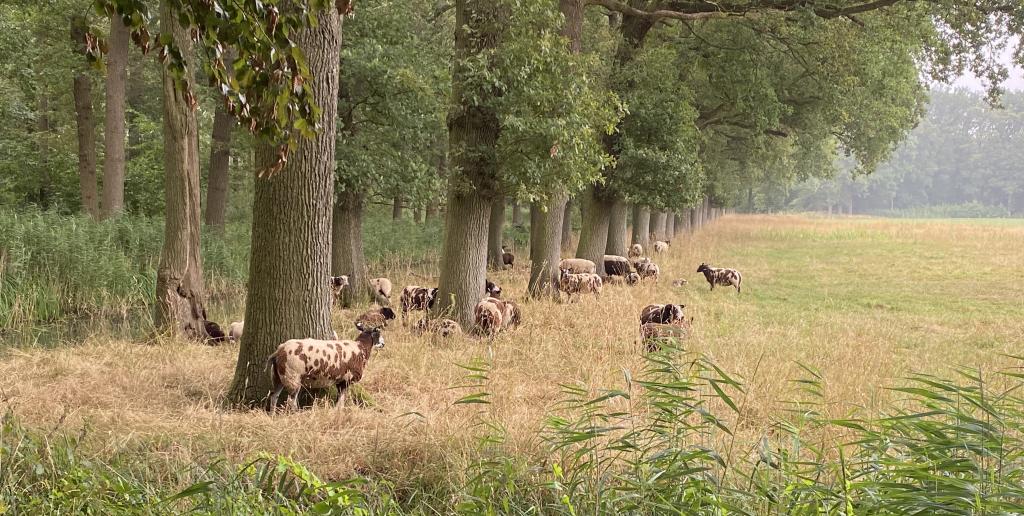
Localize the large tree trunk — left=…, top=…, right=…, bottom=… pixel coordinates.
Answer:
left=425, top=202, right=439, bottom=221
left=331, top=190, right=369, bottom=307
left=667, top=212, right=676, bottom=239
left=204, top=101, right=234, bottom=232
left=71, top=15, right=99, bottom=219
left=529, top=194, right=567, bottom=299
left=690, top=206, right=699, bottom=231
left=652, top=211, right=667, bottom=241
left=631, top=204, right=650, bottom=248
left=154, top=0, right=206, bottom=339
left=561, top=198, right=574, bottom=251
left=575, top=186, right=612, bottom=273
left=414, top=208, right=424, bottom=223
left=432, top=0, right=501, bottom=328
left=101, top=13, right=129, bottom=219
left=511, top=200, right=523, bottom=226
left=487, top=196, right=506, bottom=269
left=392, top=196, right=404, bottom=220
left=606, top=199, right=628, bottom=256
left=228, top=9, right=341, bottom=408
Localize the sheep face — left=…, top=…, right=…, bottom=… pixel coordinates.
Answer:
left=697, top=263, right=710, bottom=274
left=379, top=307, right=396, bottom=321
left=331, top=275, right=350, bottom=289
left=660, top=304, right=685, bottom=323
left=626, top=272, right=640, bottom=285
left=354, top=322, right=385, bottom=348
left=485, top=279, right=502, bottom=298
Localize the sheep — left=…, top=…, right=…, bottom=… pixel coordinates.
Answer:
left=400, top=285, right=438, bottom=322
left=204, top=320, right=227, bottom=344
left=266, top=322, right=384, bottom=413
left=330, top=275, right=350, bottom=303
left=640, top=322, right=690, bottom=352
left=653, top=240, right=669, bottom=253
left=628, top=243, right=643, bottom=260
left=355, top=307, right=397, bottom=329
left=474, top=298, right=504, bottom=336
left=557, top=269, right=603, bottom=302
left=486, top=279, right=502, bottom=298
left=605, top=271, right=640, bottom=287
left=228, top=320, right=337, bottom=342
left=415, top=317, right=463, bottom=338
left=671, top=279, right=688, bottom=287
left=639, top=303, right=686, bottom=325
left=697, top=263, right=743, bottom=293
left=558, top=258, right=597, bottom=275
left=497, top=298, right=521, bottom=329
left=502, top=247, right=515, bottom=269
left=635, top=259, right=660, bottom=282
left=603, top=255, right=632, bottom=276
left=370, top=278, right=393, bottom=301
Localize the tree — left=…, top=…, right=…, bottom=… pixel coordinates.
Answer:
left=101, top=13, right=128, bottom=219
left=204, top=98, right=234, bottom=231
left=229, top=8, right=343, bottom=408
left=70, top=14, right=99, bottom=218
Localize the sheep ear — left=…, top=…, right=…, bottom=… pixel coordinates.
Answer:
left=355, top=321, right=364, bottom=331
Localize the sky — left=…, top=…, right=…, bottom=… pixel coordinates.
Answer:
left=947, top=38, right=1024, bottom=92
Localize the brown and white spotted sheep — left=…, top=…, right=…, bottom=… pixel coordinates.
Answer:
left=502, top=247, right=515, bottom=269
left=628, top=243, right=643, bottom=260
left=474, top=298, right=504, bottom=336
left=639, top=303, right=686, bottom=326
left=558, top=258, right=597, bottom=275
left=400, top=286, right=438, bottom=322
left=488, top=296, right=521, bottom=329
left=370, top=278, right=393, bottom=300
left=355, top=307, right=397, bottom=329
left=415, top=317, right=463, bottom=338
left=634, top=259, right=660, bottom=282
left=653, top=240, right=669, bottom=253
left=605, top=271, right=640, bottom=287
left=330, top=275, right=350, bottom=303
left=697, top=263, right=742, bottom=293
left=266, top=322, right=384, bottom=412
left=557, top=269, right=603, bottom=302
left=640, top=321, right=691, bottom=352
left=485, top=279, right=502, bottom=298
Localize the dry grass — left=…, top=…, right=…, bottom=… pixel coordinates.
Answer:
left=2, top=214, right=1023, bottom=485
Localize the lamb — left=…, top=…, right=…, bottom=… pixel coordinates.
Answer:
left=485, top=279, right=502, bottom=298
left=603, top=254, right=632, bottom=276
left=497, top=298, right=521, bottom=329
left=671, top=279, right=688, bottom=287
left=266, top=322, right=384, bottom=412
left=228, top=321, right=338, bottom=342
left=605, top=271, right=640, bottom=286
left=628, top=243, right=643, bottom=260
left=415, top=317, right=463, bottom=338
left=400, top=285, right=438, bottom=322
left=330, top=275, right=350, bottom=303
left=557, top=269, right=603, bottom=301
left=640, top=322, right=690, bottom=352
left=370, top=277, right=393, bottom=301
left=697, top=263, right=743, bottom=293
left=473, top=298, right=504, bottom=336
left=502, top=247, right=515, bottom=269
left=355, top=307, right=397, bottom=329
left=639, top=303, right=686, bottom=325
left=558, top=258, right=597, bottom=275
left=653, top=240, right=669, bottom=253
left=634, top=259, right=660, bottom=282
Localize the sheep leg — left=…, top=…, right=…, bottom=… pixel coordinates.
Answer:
left=335, top=380, right=350, bottom=407
left=286, top=391, right=299, bottom=412
left=267, top=384, right=284, bottom=414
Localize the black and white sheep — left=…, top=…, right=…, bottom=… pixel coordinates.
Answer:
left=603, top=254, right=632, bottom=277
left=697, top=263, right=742, bottom=293
left=639, top=303, right=686, bottom=325
left=485, top=279, right=502, bottom=298
left=400, top=285, right=438, bottom=322
left=266, top=322, right=384, bottom=412
left=634, top=258, right=660, bottom=282
left=330, top=275, right=350, bottom=303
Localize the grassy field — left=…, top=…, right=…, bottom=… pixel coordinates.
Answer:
left=2, top=214, right=1024, bottom=511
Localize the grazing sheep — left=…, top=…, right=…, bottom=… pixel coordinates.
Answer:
left=415, top=317, right=463, bottom=338
left=227, top=321, right=244, bottom=342
left=204, top=320, right=227, bottom=344
left=697, top=263, right=743, bottom=293
left=558, top=258, right=597, bottom=275
left=653, top=240, right=669, bottom=253
left=640, top=322, right=690, bottom=352
left=497, top=297, right=521, bottom=329
left=266, top=322, right=383, bottom=412
left=639, top=303, right=686, bottom=325
left=330, top=275, right=350, bottom=303
left=634, top=259, right=660, bottom=282
left=502, top=247, right=515, bottom=269
left=474, top=298, right=504, bottom=336
left=401, top=286, right=438, bottom=322
left=628, top=243, right=643, bottom=260
left=486, top=279, right=502, bottom=298
left=370, top=278, right=393, bottom=300
left=557, top=269, right=603, bottom=301
left=605, top=271, right=640, bottom=286
left=355, top=307, right=397, bottom=329
left=603, top=255, right=632, bottom=276
left=671, top=279, right=688, bottom=287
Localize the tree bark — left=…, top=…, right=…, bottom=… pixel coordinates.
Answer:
left=101, top=13, right=129, bottom=219
left=652, top=211, right=667, bottom=241
left=487, top=195, right=506, bottom=269
left=414, top=208, right=424, bottom=223
left=575, top=186, right=612, bottom=274
left=511, top=200, right=523, bottom=226
left=606, top=198, right=628, bottom=256
left=528, top=194, right=567, bottom=299
left=204, top=101, right=234, bottom=231
left=154, top=0, right=206, bottom=339
left=392, top=196, right=404, bottom=220
left=228, top=9, right=341, bottom=408
left=561, top=198, right=574, bottom=251
left=71, top=15, right=99, bottom=219
left=425, top=202, right=438, bottom=221
left=432, top=0, right=501, bottom=328
left=631, top=204, right=651, bottom=248
left=667, top=212, right=676, bottom=239
left=331, top=190, right=370, bottom=307
left=690, top=206, right=699, bottom=231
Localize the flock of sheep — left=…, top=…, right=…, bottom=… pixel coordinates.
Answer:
left=216, top=241, right=743, bottom=412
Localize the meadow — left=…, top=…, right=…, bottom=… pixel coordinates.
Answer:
left=1, top=213, right=1023, bottom=513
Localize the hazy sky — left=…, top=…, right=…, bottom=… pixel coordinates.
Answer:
left=948, top=39, right=1023, bottom=92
